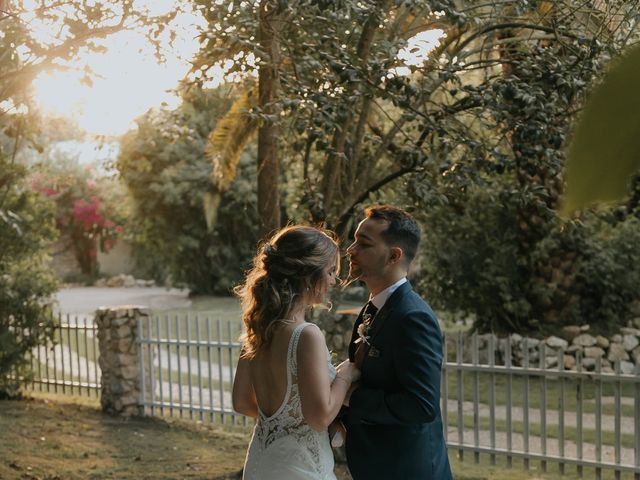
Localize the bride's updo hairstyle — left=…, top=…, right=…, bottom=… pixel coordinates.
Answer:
left=235, top=225, right=339, bottom=359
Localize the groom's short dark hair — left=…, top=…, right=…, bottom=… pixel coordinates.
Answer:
left=365, top=205, right=421, bottom=265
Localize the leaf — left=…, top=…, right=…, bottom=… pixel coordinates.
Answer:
left=562, top=45, right=640, bottom=216
left=203, top=190, right=221, bottom=232
left=205, top=83, right=258, bottom=193
left=203, top=83, right=258, bottom=231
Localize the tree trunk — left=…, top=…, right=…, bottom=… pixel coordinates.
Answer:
left=257, top=0, right=281, bottom=236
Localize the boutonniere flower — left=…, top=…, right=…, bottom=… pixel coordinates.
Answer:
left=355, top=313, right=373, bottom=345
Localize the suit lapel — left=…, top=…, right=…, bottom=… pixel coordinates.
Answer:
left=366, top=281, right=412, bottom=342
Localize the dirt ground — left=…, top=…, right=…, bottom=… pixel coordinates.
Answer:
left=2, top=395, right=615, bottom=480
left=0, top=395, right=353, bottom=480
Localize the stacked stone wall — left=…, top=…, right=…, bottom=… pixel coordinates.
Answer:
left=453, top=322, right=640, bottom=373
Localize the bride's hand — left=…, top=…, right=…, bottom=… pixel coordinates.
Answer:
left=336, top=359, right=361, bottom=383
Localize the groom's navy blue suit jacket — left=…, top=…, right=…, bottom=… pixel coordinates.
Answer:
left=345, top=281, right=452, bottom=480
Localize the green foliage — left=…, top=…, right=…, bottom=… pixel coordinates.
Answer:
left=0, top=0, right=174, bottom=394
left=193, top=0, right=640, bottom=333
left=0, top=156, right=58, bottom=397
left=417, top=181, right=640, bottom=336
left=574, top=215, right=640, bottom=333
left=117, top=87, right=259, bottom=294
left=405, top=2, right=640, bottom=334
left=563, top=45, right=640, bottom=215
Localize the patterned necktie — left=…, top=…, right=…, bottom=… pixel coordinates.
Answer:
left=353, top=301, right=378, bottom=368
left=363, top=300, right=378, bottom=319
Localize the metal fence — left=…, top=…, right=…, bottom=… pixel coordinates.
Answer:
left=24, top=314, right=100, bottom=397
left=21, top=312, right=640, bottom=478
left=137, top=313, right=246, bottom=426
left=443, top=331, right=640, bottom=479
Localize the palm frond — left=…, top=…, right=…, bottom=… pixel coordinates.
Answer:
left=203, top=83, right=258, bottom=231
left=206, top=83, right=258, bottom=192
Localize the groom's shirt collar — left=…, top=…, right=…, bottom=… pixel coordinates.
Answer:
left=369, top=277, right=407, bottom=310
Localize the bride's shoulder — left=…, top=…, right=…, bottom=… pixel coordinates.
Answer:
left=297, top=323, right=326, bottom=349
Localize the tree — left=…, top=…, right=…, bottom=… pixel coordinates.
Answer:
left=117, top=87, right=260, bottom=294
left=0, top=0, right=176, bottom=395
left=193, top=0, right=640, bottom=334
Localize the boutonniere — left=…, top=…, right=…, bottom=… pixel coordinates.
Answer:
left=355, top=312, right=373, bottom=345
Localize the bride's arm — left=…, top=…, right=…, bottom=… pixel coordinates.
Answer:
left=297, top=325, right=358, bottom=432
left=232, top=357, right=258, bottom=418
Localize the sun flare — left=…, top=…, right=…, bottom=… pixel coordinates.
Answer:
left=30, top=8, right=205, bottom=137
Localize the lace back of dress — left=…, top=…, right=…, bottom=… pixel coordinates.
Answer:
left=288, top=322, right=307, bottom=379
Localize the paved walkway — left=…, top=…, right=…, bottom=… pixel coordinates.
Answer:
left=446, top=399, right=637, bottom=435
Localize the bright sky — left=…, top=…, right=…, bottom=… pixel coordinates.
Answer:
left=31, top=3, right=206, bottom=136
left=29, top=3, right=443, bottom=138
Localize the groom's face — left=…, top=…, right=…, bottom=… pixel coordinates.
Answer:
left=347, top=218, right=391, bottom=283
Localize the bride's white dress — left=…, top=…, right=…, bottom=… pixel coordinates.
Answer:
left=243, top=322, right=337, bottom=480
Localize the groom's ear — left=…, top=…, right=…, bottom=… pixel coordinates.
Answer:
left=388, top=246, right=403, bottom=265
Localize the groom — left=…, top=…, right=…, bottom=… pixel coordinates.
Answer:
left=344, top=205, right=452, bottom=479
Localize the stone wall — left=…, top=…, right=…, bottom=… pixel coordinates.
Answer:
left=95, top=306, right=154, bottom=416
left=315, top=308, right=358, bottom=361
left=454, top=322, right=640, bottom=374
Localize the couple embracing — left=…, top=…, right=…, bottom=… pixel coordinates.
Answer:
left=232, top=205, right=452, bottom=479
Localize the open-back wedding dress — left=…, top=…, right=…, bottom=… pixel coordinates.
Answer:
left=242, top=322, right=337, bottom=480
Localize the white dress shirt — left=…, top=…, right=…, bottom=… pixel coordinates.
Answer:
left=369, top=277, right=407, bottom=311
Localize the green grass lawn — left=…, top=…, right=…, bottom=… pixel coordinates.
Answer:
left=4, top=394, right=630, bottom=480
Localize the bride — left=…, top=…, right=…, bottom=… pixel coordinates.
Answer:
left=232, top=225, right=360, bottom=480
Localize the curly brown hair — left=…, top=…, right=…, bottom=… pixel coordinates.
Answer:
left=234, top=225, right=339, bottom=359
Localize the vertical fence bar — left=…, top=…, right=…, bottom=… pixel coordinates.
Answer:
left=60, top=317, right=67, bottom=394
left=186, top=313, right=194, bottom=419
left=595, top=356, right=602, bottom=480
left=196, top=315, right=204, bottom=422
left=506, top=339, right=513, bottom=468
left=176, top=314, right=183, bottom=417
left=176, top=314, right=184, bottom=418
left=217, top=319, right=225, bottom=424
left=156, top=315, right=164, bottom=417
left=227, top=320, right=235, bottom=425
left=28, top=336, right=36, bottom=391
left=540, top=342, right=547, bottom=473
left=147, top=315, right=155, bottom=416
left=577, top=350, right=584, bottom=478
left=52, top=317, right=58, bottom=394
left=67, top=314, right=74, bottom=395
left=614, top=360, right=621, bottom=480
left=36, top=336, right=44, bottom=392
left=489, top=335, right=496, bottom=465
left=74, top=316, right=81, bottom=394
left=456, top=331, right=464, bottom=462
left=442, top=334, right=449, bottom=444
left=82, top=318, right=90, bottom=396
left=206, top=316, right=214, bottom=423
left=166, top=315, right=174, bottom=417
left=523, top=339, right=530, bottom=471
left=45, top=322, right=53, bottom=393
left=472, top=332, right=479, bottom=464
left=92, top=320, right=99, bottom=397
left=635, top=363, right=640, bottom=480
left=558, top=349, right=565, bottom=475
left=138, top=315, right=146, bottom=416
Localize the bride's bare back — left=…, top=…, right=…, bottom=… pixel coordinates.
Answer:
left=249, top=321, right=298, bottom=417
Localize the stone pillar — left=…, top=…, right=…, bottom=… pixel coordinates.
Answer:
left=95, top=305, right=153, bottom=417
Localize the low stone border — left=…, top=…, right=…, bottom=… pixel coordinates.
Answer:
left=467, top=324, right=640, bottom=374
